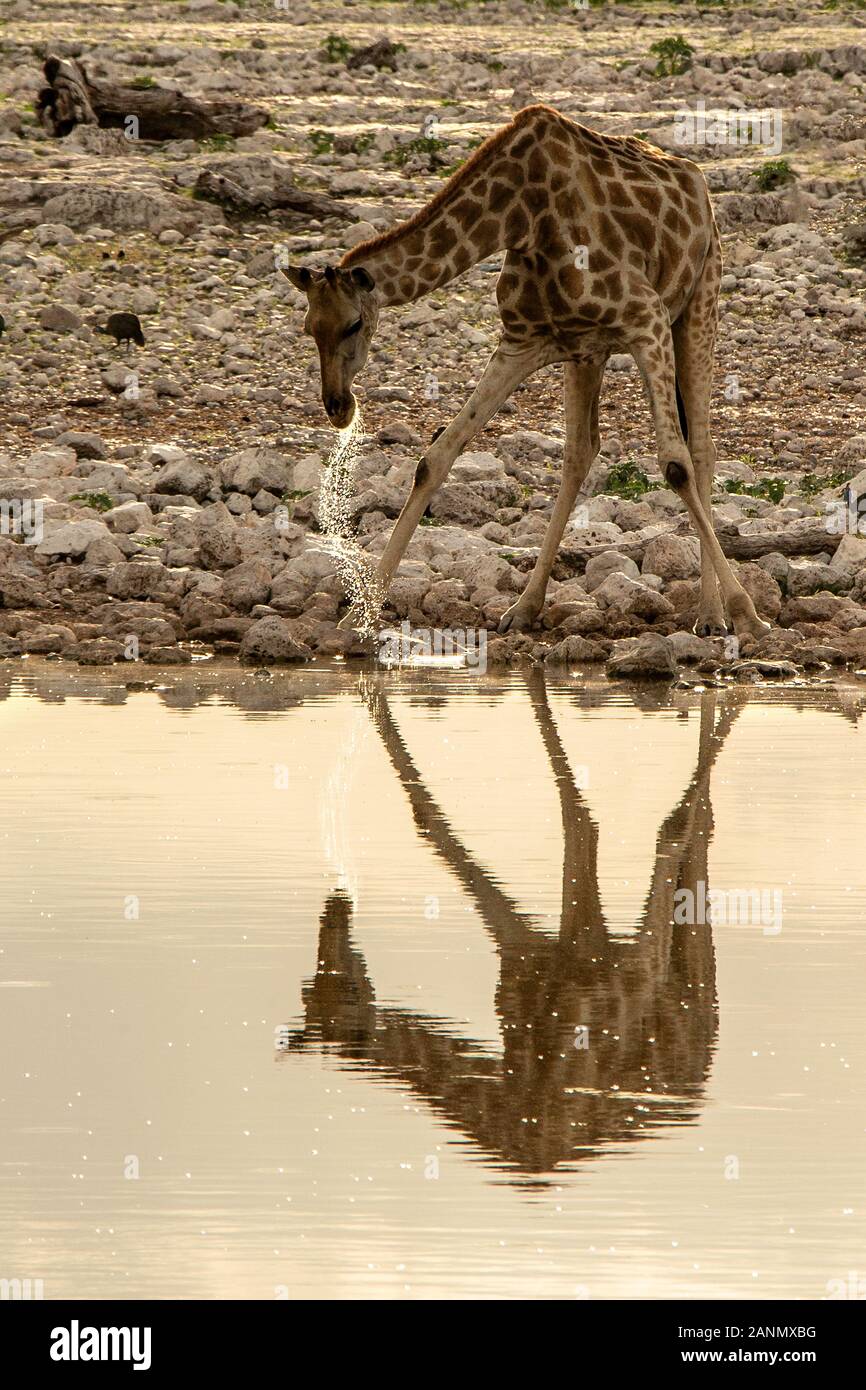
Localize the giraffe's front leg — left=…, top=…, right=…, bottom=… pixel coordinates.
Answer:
left=497, top=593, right=544, bottom=635
left=499, top=358, right=605, bottom=634
left=338, top=342, right=545, bottom=630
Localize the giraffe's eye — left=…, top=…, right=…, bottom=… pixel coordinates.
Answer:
left=343, top=319, right=362, bottom=339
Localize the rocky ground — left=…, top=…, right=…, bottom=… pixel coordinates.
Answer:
left=1, top=0, right=866, bottom=682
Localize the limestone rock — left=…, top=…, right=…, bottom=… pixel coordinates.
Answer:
left=238, top=615, right=312, bottom=664
left=606, top=633, right=677, bottom=680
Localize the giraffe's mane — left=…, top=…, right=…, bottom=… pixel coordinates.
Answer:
left=340, top=104, right=563, bottom=270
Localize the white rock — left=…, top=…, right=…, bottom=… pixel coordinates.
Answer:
left=641, top=532, right=701, bottom=580
left=584, top=549, right=640, bottom=591
left=36, top=519, right=113, bottom=558
left=105, top=501, right=154, bottom=534
left=831, top=532, right=866, bottom=574
left=145, top=444, right=189, bottom=467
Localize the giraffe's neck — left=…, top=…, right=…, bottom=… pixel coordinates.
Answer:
left=340, top=114, right=542, bottom=306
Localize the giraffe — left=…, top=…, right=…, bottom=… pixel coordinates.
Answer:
left=283, top=677, right=738, bottom=1178
left=286, top=104, right=769, bottom=640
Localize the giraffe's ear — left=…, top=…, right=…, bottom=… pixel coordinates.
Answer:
left=282, top=265, right=313, bottom=292
left=349, top=267, right=375, bottom=292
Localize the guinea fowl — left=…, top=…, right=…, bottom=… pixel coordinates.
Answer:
left=98, top=312, right=145, bottom=350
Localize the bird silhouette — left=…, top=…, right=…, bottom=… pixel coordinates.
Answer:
left=97, top=311, right=145, bottom=351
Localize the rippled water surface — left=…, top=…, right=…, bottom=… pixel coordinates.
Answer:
left=2, top=663, right=865, bottom=1300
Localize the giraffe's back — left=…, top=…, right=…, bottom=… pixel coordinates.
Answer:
left=495, top=106, right=717, bottom=349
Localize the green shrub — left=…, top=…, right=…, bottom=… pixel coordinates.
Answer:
left=605, top=459, right=652, bottom=500
left=650, top=35, right=694, bottom=78
left=308, top=129, right=335, bottom=155
left=321, top=35, right=353, bottom=64
left=722, top=478, right=786, bottom=505
left=752, top=158, right=795, bottom=192
left=385, top=135, right=449, bottom=169
left=799, top=468, right=850, bottom=497
left=69, top=491, right=115, bottom=513
left=201, top=133, right=236, bottom=152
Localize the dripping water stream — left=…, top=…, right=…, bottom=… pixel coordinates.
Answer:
left=318, top=409, right=384, bottom=638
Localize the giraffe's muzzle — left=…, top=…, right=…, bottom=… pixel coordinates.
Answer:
left=324, top=392, right=356, bottom=429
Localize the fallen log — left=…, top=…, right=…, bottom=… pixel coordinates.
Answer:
left=36, top=55, right=269, bottom=141
left=194, top=166, right=356, bottom=222
left=555, top=520, right=836, bottom=573
left=717, top=521, right=838, bottom=562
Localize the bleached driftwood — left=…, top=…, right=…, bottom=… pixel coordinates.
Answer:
left=556, top=520, right=835, bottom=573
left=36, top=55, right=269, bottom=141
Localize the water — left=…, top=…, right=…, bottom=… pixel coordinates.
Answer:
left=318, top=410, right=384, bottom=636
left=2, top=662, right=865, bottom=1301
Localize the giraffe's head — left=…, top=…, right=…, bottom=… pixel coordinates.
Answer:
left=284, top=264, right=378, bottom=429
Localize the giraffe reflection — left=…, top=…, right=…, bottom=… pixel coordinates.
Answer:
left=286, top=678, right=741, bottom=1181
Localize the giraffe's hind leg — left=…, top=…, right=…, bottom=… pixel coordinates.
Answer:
left=673, top=236, right=727, bottom=637
left=629, top=292, right=769, bottom=643
left=499, top=357, right=605, bottom=634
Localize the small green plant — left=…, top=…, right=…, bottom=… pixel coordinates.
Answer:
left=385, top=135, right=449, bottom=169
left=752, top=158, right=795, bottom=192
left=129, top=75, right=157, bottom=90
left=201, top=133, right=236, bottom=152
left=723, top=478, right=786, bottom=505
left=440, top=136, right=483, bottom=177
left=279, top=488, right=312, bottom=520
left=650, top=35, right=694, bottom=78
left=69, top=491, right=115, bottom=513
left=308, top=129, right=335, bottom=156
left=799, top=468, right=850, bottom=497
left=321, top=34, right=353, bottom=64
left=605, top=458, right=652, bottom=500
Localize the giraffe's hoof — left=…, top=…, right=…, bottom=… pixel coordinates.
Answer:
left=498, top=602, right=539, bottom=635
left=693, top=611, right=728, bottom=638
left=733, top=614, right=772, bottom=641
